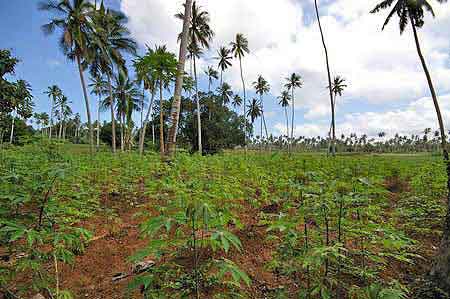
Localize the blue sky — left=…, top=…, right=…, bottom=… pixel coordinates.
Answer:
left=2, top=0, right=450, bottom=138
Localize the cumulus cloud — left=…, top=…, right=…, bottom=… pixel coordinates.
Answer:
left=121, top=0, right=450, bottom=136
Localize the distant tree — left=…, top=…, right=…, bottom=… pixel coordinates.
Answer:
left=216, top=46, right=233, bottom=86
left=205, top=66, right=219, bottom=93
left=278, top=90, right=291, bottom=139
left=253, top=75, right=270, bottom=139
left=44, top=85, right=62, bottom=140
left=284, top=73, right=303, bottom=150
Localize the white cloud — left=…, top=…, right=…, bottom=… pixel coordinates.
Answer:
left=121, top=0, right=450, bottom=136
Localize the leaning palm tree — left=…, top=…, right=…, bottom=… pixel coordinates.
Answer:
left=89, top=75, right=107, bottom=150
left=176, top=1, right=214, bottom=155
left=253, top=75, right=270, bottom=139
left=230, top=33, right=250, bottom=149
left=314, top=0, right=335, bottom=156
left=216, top=46, right=233, bottom=86
left=39, top=0, right=95, bottom=153
left=44, top=85, right=62, bottom=140
left=284, top=73, right=303, bottom=148
left=89, top=2, right=137, bottom=153
left=205, top=66, right=219, bottom=93
left=371, top=0, right=450, bottom=291
left=278, top=90, right=291, bottom=140
left=167, top=0, right=193, bottom=157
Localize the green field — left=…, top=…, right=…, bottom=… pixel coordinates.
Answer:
left=0, top=143, right=447, bottom=298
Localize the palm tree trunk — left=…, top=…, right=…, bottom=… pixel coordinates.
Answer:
left=239, top=57, right=247, bottom=151
left=166, top=0, right=193, bottom=157
left=97, top=95, right=101, bottom=151
left=193, top=56, right=202, bottom=154
left=291, top=88, right=295, bottom=150
left=76, top=53, right=94, bottom=154
left=139, top=88, right=156, bottom=155
left=140, top=86, right=145, bottom=132
left=314, top=0, right=335, bottom=156
left=58, top=113, right=63, bottom=139
left=120, top=113, right=125, bottom=151
left=284, top=106, right=289, bottom=148
left=9, top=110, right=16, bottom=144
left=159, top=80, right=165, bottom=157
left=411, top=17, right=450, bottom=292
left=49, top=96, right=54, bottom=140
left=107, top=74, right=116, bottom=153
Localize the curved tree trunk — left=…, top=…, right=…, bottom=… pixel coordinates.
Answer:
left=159, top=80, right=165, bottom=157
left=139, top=88, right=155, bottom=155
left=193, top=56, right=202, bottom=154
left=314, top=0, right=335, bottom=156
left=166, top=0, right=193, bottom=157
left=76, top=53, right=94, bottom=154
left=410, top=17, right=450, bottom=293
left=107, top=74, right=116, bottom=153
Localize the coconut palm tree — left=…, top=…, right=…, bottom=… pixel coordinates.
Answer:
left=371, top=0, right=450, bottom=291
left=167, top=0, right=193, bottom=157
left=89, top=75, right=107, bottom=150
left=39, top=0, right=96, bottom=153
left=327, top=75, right=347, bottom=150
left=88, top=2, right=137, bottom=153
left=216, top=46, right=232, bottom=86
left=253, top=75, right=270, bottom=139
left=230, top=33, right=250, bottom=149
left=284, top=73, right=303, bottom=148
left=176, top=2, right=214, bottom=155
left=44, top=85, right=62, bottom=140
left=205, top=66, right=219, bottom=93
left=9, top=80, right=33, bottom=144
left=247, top=98, right=261, bottom=134
left=314, top=0, right=335, bottom=155
left=232, top=94, right=242, bottom=109
left=278, top=90, right=291, bottom=140
left=57, top=95, right=71, bottom=139
left=217, top=82, right=233, bottom=106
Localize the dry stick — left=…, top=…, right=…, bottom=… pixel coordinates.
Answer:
left=53, top=252, right=59, bottom=299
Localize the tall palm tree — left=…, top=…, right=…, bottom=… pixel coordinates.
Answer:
left=216, top=46, right=232, bottom=86
left=371, top=0, right=450, bottom=291
left=328, top=75, right=347, bottom=149
left=167, top=0, right=193, bottom=157
left=217, top=82, right=233, bottom=106
left=284, top=73, right=303, bottom=148
left=89, top=75, right=107, bottom=150
left=176, top=1, right=214, bottom=155
left=39, top=0, right=95, bottom=153
left=253, top=75, right=270, bottom=139
left=57, top=95, right=71, bottom=139
left=44, top=85, right=62, bottom=140
left=278, top=90, right=291, bottom=140
left=89, top=2, right=137, bottom=153
left=205, top=66, right=219, bottom=93
left=314, top=0, right=335, bottom=156
left=230, top=33, right=250, bottom=150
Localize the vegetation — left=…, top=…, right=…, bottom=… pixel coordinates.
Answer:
left=1, top=0, right=450, bottom=298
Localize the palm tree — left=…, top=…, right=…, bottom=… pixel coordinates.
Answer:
left=167, top=0, right=193, bottom=157
left=44, top=85, right=62, bottom=140
left=89, top=2, right=137, bottom=153
left=328, top=75, right=347, bottom=149
left=57, top=95, right=71, bottom=139
left=176, top=1, right=214, bottom=155
left=217, top=82, right=233, bottom=106
left=205, top=66, right=218, bottom=93
left=278, top=90, right=291, bottom=140
left=89, top=75, right=107, bottom=150
left=230, top=33, right=250, bottom=149
left=216, top=46, right=232, bottom=86
left=371, top=0, right=450, bottom=290
left=10, top=80, right=33, bottom=144
left=253, top=75, right=270, bottom=139
left=247, top=98, right=261, bottom=135
left=314, top=0, right=335, bottom=156
left=39, top=0, right=96, bottom=153
left=232, top=94, right=242, bottom=109
left=284, top=73, right=303, bottom=149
